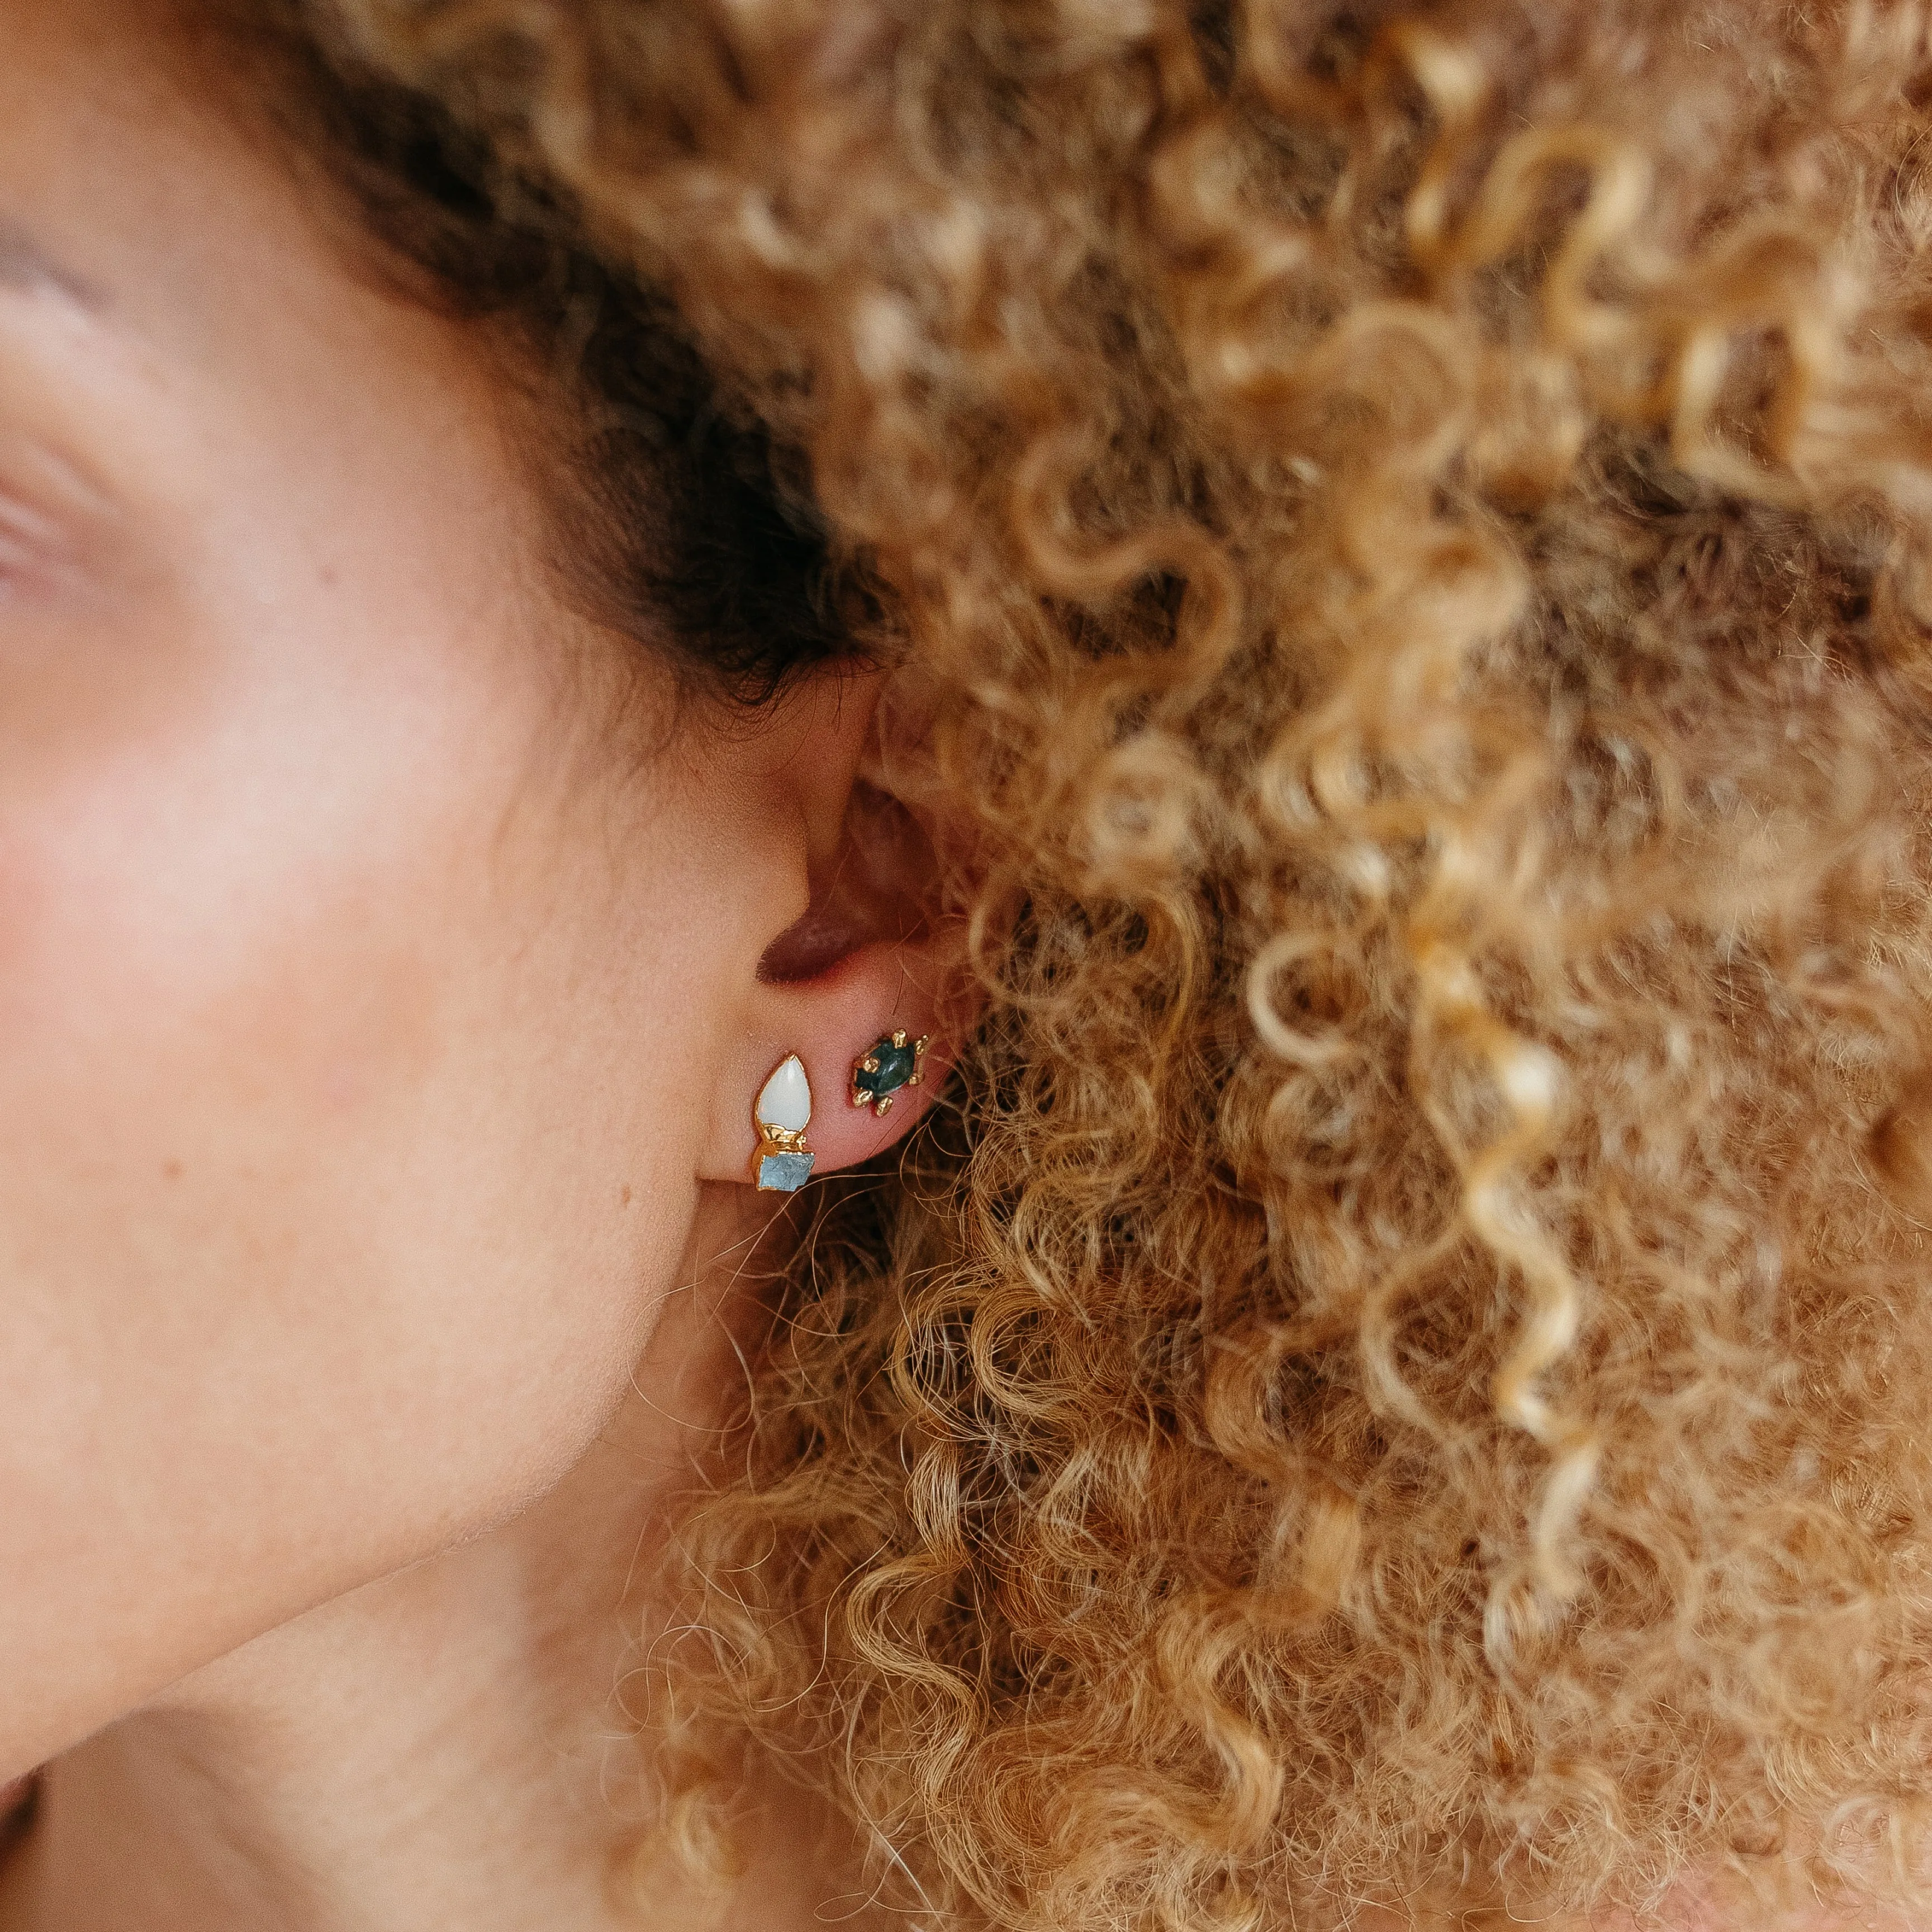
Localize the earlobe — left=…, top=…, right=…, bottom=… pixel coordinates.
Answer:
left=700, top=938, right=955, bottom=1190
left=744, top=1028, right=940, bottom=1192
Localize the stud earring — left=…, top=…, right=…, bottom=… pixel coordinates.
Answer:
left=752, top=1053, right=815, bottom=1192
left=849, top=1030, right=932, bottom=1118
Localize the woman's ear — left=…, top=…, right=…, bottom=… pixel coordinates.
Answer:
left=694, top=671, right=966, bottom=1192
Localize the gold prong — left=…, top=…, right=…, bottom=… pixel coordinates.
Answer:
left=908, top=1074, right=922, bottom=1086
left=876, top=1094, right=894, bottom=1116
left=891, top=1029, right=908, bottom=1047
left=860, top=1056, right=880, bottom=1073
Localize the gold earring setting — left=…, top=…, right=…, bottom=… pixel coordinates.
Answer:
left=752, top=1053, right=815, bottom=1192
left=850, top=1031, right=931, bottom=1117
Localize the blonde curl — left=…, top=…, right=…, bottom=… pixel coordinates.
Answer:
left=328, top=0, right=1932, bottom=1922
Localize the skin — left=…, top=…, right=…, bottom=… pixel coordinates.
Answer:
left=0, top=0, right=948, bottom=1924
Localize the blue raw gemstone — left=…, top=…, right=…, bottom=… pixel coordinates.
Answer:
left=757, top=1150, right=815, bottom=1193
left=855, top=1036, right=917, bottom=1101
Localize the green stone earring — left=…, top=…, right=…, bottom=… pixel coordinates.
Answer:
left=752, top=1052, right=815, bottom=1192
left=849, top=1030, right=931, bottom=1118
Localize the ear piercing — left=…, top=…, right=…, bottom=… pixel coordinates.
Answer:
left=752, top=1053, right=815, bottom=1192
left=850, top=1031, right=931, bottom=1117
left=751, top=1036, right=934, bottom=1192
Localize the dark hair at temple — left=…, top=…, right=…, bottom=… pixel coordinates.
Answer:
left=210, top=0, right=858, bottom=703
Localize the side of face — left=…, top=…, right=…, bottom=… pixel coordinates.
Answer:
left=0, top=0, right=918, bottom=1777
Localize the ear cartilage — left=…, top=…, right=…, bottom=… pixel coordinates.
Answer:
left=849, top=1031, right=932, bottom=1118
left=752, top=1053, right=816, bottom=1193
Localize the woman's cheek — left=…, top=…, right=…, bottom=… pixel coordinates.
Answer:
left=0, top=549, right=578, bottom=1586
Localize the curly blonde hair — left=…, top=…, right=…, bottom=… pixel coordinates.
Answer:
left=296, top=0, right=1932, bottom=1922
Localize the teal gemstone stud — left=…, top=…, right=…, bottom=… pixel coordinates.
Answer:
left=752, top=1052, right=815, bottom=1193
left=849, top=1030, right=931, bottom=1117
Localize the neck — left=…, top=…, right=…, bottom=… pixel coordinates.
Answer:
left=0, top=1190, right=864, bottom=1932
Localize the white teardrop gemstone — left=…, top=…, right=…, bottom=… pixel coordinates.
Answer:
left=755, top=1053, right=812, bottom=1132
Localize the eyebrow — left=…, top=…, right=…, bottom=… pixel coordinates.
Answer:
left=0, top=219, right=106, bottom=311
